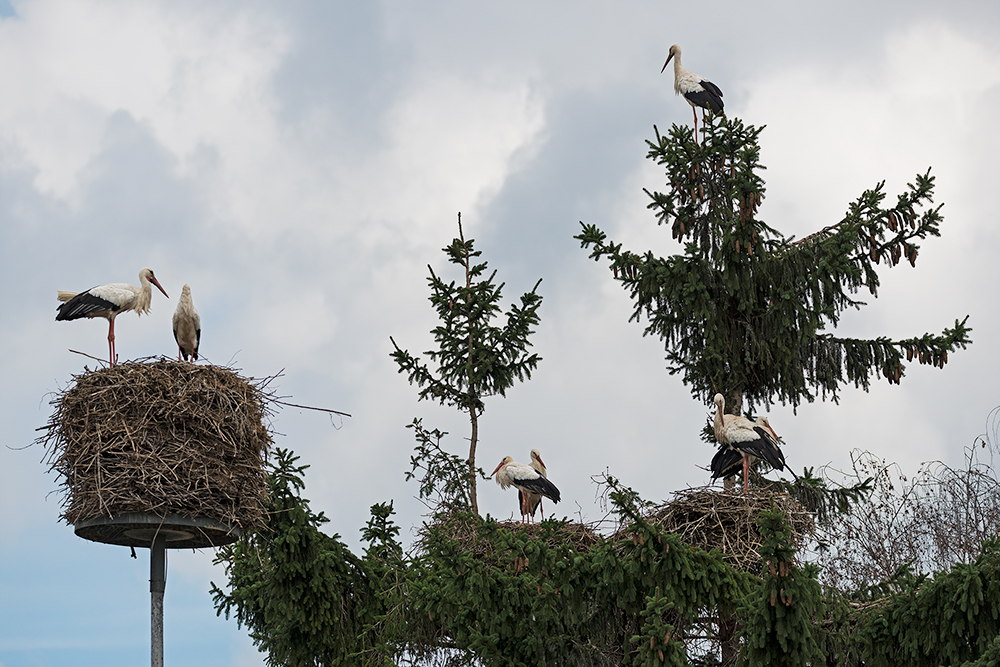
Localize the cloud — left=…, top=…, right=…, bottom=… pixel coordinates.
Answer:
left=0, top=0, right=289, bottom=206
left=2, top=4, right=999, bottom=666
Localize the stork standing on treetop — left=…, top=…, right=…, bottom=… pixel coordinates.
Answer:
left=661, top=44, right=724, bottom=142
left=518, top=449, right=550, bottom=523
left=710, top=394, right=794, bottom=490
left=491, top=455, right=561, bottom=524
left=56, top=267, right=169, bottom=366
left=172, top=284, right=201, bottom=362
left=711, top=416, right=779, bottom=485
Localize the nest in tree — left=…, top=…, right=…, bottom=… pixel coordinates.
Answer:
left=635, top=487, right=815, bottom=572
left=38, top=359, right=274, bottom=535
left=419, top=511, right=602, bottom=565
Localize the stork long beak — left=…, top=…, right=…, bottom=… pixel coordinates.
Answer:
left=490, top=461, right=505, bottom=477
left=661, top=53, right=673, bottom=73
left=535, top=454, right=547, bottom=469
left=150, top=276, right=169, bottom=298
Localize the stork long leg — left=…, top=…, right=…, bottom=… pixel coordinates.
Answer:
left=692, top=106, right=699, bottom=144
left=107, top=317, right=117, bottom=366
left=742, top=453, right=750, bottom=491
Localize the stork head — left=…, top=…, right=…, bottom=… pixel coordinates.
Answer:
left=490, top=456, right=513, bottom=477
left=529, top=449, right=545, bottom=467
left=140, top=268, right=170, bottom=299
left=713, top=393, right=725, bottom=410
left=661, top=44, right=681, bottom=73
left=756, top=416, right=780, bottom=441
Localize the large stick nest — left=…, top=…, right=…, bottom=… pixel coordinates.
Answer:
left=418, top=511, right=602, bottom=566
left=38, top=359, right=274, bottom=533
left=637, top=487, right=815, bottom=572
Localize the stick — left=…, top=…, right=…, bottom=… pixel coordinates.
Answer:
left=69, top=349, right=109, bottom=365
left=272, top=400, right=351, bottom=417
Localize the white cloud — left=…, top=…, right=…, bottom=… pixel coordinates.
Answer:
left=0, top=0, right=289, bottom=205
left=743, top=21, right=1000, bottom=243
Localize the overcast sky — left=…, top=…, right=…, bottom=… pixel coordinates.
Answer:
left=1, top=1, right=998, bottom=665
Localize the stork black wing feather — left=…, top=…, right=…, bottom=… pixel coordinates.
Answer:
left=516, top=476, right=560, bottom=503
left=684, top=87, right=724, bottom=114
left=710, top=445, right=743, bottom=479
left=699, top=79, right=723, bottom=98
left=55, top=290, right=119, bottom=321
left=734, top=427, right=787, bottom=471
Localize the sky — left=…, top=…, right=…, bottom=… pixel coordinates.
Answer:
left=1, top=1, right=999, bottom=664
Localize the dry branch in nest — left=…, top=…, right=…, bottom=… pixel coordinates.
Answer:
left=37, top=358, right=274, bottom=533
left=634, top=488, right=815, bottom=572
left=418, top=511, right=602, bottom=566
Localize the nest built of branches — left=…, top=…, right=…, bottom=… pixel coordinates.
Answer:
left=639, top=487, right=815, bottom=572
left=39, top=359, right=274, bottom=533
left=420, top=511, right=602, bottom=565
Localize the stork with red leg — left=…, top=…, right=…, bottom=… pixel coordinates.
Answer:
left=56, top=267, right=169, bottom=366
left=172, top=284, right=201, bottom=362
left=710, top=394, right=794, bottom=490
left=491, top=455, right=561, bottom=524
left=661, top=44, right=724, bottom=143
left=518, top=449, right=550, bottom=523
left=710, top=416, right=780, bottom=486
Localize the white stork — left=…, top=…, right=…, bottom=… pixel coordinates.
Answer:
left=710, top=416, right=775, bottom=485
left=661, top=44, right=724, bottom=141
left=710, top=394, right=792, bottom=490
left=491, top=455, right=561, bottom=524
left=518, top=449, right=549, bottom=523
left=172, top=284, right=201, bottom=362
left=56, top=267, right=169, bottom=366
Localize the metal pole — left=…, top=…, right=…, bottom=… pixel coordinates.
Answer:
left=150, top=533, right=166, bottom=667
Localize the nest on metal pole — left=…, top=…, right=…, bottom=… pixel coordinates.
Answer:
left=37, top=358, right=275, bottom=535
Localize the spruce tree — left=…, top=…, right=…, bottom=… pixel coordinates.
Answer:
left=576, top=116, right=971, bottom=418
left=391, top=215, right=543, bottom=514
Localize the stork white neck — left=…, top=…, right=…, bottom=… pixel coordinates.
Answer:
left=665, top=44, right=687, bottom=95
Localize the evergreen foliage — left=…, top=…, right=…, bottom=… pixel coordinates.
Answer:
left=210, top=449, right=397, bottom=666
left=210, top=120, right=989, bottom=667
left=407, top=475, right=757, bottom=666
left=741, top=507, right=825, bottom=666
left=391, top=214, right=543, bottom=514
left=576, top=116, right=970, bottom=412
left=212, top=450, right=1000, bottom=666
left=822, top=537, right=1000, bottom=666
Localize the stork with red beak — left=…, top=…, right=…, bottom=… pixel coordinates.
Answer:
left=56, top=267, right=169, bottom=365
left=491, top=455, right=561, bottom=524
left=661, top=44, right=724, bottom=142
left=710, top=394, right=793, bottom=490
left=518, top=449, right=549, bottom=522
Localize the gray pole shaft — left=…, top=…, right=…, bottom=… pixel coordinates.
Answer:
left=150, top=533, right=166, bottom=667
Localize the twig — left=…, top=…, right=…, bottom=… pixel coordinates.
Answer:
left=273, top=400, right=351, bottom=417
left=69, top=349, right=109, bottom=365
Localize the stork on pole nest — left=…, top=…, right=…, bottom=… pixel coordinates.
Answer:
left=37, top=357, right=275, bottom=534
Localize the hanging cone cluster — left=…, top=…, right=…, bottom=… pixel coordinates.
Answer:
left=38, top=359, right=273, bottom=532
